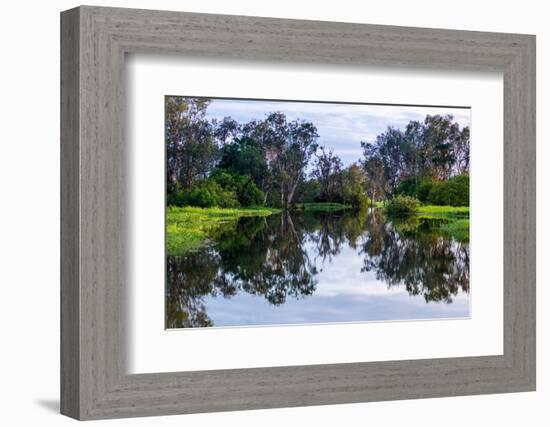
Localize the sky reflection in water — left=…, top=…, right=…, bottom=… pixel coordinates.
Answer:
left=165, top=210, right=470, bottom=328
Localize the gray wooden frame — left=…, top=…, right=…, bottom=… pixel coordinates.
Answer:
left=61, top=5, right=536, bottom=421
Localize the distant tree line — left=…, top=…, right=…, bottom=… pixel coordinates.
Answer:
left=361, top=114, right=470, bottom=205
left=166, top=97, right=470, bottom=209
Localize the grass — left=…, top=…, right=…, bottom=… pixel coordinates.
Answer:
left=384, top=204, right=469, bottom=241
left=293, top=202, right=350, bottom=212
left=167, top=203, right=470, bottom=255
left=418, top=205, right=469, bottom=218
left=417, top=206, right=469, bottom=242
left=167, top=206, right=279, bottom=256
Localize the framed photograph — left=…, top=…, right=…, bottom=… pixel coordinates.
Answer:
left=61, top=6, right=536, bottom=420
left=162, top=96, right=472, bottom=330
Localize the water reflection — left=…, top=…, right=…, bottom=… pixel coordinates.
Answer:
left=361, top=215, right=469, bottom=303
left=165, top=210, right=470, bottom=328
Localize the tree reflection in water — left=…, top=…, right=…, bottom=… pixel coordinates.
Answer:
left=361, top=212, right=469, bottom=304
left=166, top=214, right=318, bottom=328
left=165, top=209, right=470, bottom=328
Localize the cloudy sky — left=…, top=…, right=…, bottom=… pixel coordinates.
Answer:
left=205, top=98, right=471, bottom=167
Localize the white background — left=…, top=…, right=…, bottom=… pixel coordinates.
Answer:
left=0, top=1, right=547, bottom=426
left=128, top=57, right=502, bottom=373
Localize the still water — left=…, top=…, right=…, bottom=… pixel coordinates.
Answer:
left=165, top=210, right=470, bottom=328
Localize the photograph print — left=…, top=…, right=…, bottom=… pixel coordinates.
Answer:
left=165, top=96, right=471, bottom=329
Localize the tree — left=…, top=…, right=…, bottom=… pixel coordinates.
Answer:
left=210, top=170, right=265, bottom=207
left=213, top=116, right=240, bottom=145
left=241, top=112, right=319, bottom=208
left=375, top=127, right=410, bottom=192
left=361, top=114, right=470, bottom=203
left=453, top=126, right=470, bottom=175
left=165, top=97, right=217, bottom=190
left=217, top=137, right=267, bottom=192
left=340, top=164, right=369, bottom=208
left=311, top=147, right=343, bottom=202
left=361, top=144, right=388, bottom=204
left=415, top=114, right=469, bottom=179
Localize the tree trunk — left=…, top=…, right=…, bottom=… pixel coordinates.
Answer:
left=287, top=176, right=301, bottom=208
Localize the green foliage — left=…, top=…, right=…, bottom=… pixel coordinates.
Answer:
left=165, top=96, right=469, bottom=213
left=394, top=177, right=417, bottom=197
left=384, top=195, right=421, bottom=216
left=295, top=179, right=322, bottom=204
left=209, top=170, right=235, bottom=189
left=165, top=97, right=218, bottom=189
left=218, top=137, right=266, bottom=185
left=395, top=175, right=469, bottom=207
left=415, top=205, right=469, bottom=242
left=417, top=179, right=436, bottom=202
left=311, top=158, right=370, bottom=209
left=166, top=188, right=187, bottom=207
left=166, top=206, right=279, bottom=255
left=395, top=177, right=433, bottom=203
left=417, top=205, right=469, bottom=217
left=362, top=114, right=470, bottom=201
left=238, top=178, right=265, bottom=207
left=171, top=180, right=239, bottom=208
left=311, top=147, right=343, bottom=202
left=346, top=192, right=369, bottom=209
left=395, top=177, right=434, bottom=202
left=426, top=175, right=469, bottom=206
left=187, top=181, right=239, bottom=208
left=167, top=171, right=266, bottom=209
left=362, top=157, right=387, bottom=203
left=210, top=170, right=265, bottom=207
left=340, top=164, right=369, bottom=208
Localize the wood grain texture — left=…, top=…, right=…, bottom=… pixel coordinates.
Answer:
left=60, top=7, right=80, bottom=419
left=60, top=5, right=536, bottom=420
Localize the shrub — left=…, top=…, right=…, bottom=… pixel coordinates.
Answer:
left=195, top=181, right=239, bottom=208
left=296, top=180, right=322, bottom=204
left=346, top=191, right=369, bottom=209
left=167, top=189, right=187, bottom=207
left=395, top=177, right=434, bottom=203
left=178, top=180, right=239, bottom=208
left=396, top=175, right=469, bottom=206
left=236, top=178, right=264, bottom=206
left=417, top=179, right=435, bottom=202
left=384, top=195, right=421, bottom=216
left=426, top=175, right=469, bottom=206
left=210, top=170, right=264, bottom=207
left=395, top=177, right=419, bottom=198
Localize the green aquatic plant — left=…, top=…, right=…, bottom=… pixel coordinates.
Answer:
left=384, top=195, right=421, bottom=216
left=166, top=206, right=279, bottom=256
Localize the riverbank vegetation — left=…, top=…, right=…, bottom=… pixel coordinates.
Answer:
left=166, top=97, right=470, bottom=254
left=417, top=205, right=469, bottom=217
left=167, top=206, right=279, bottom=255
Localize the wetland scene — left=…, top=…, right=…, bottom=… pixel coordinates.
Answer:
left=165, top=97, right=470, bottom=328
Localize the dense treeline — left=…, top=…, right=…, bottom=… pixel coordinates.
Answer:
left=361, top=114, right=470, bottom=206
left=166, top=97, right=470, bottom=210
